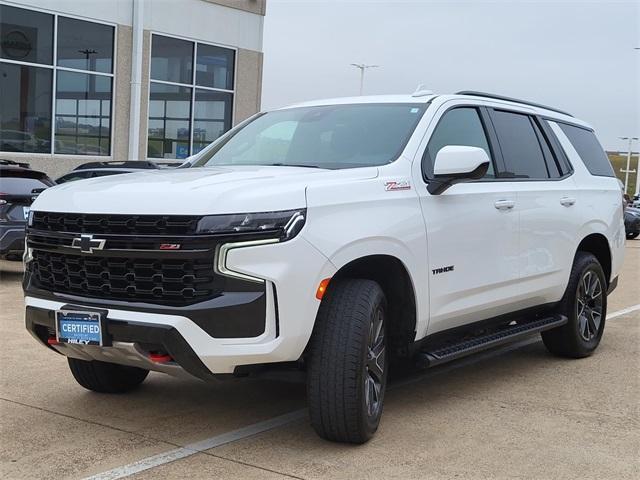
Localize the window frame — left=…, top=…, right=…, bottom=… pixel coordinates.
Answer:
left=0, top=3, right=117, bottom=157
left=147, top=32, right=237, bottom=160
left=484, top=108, right=575, bottom=183
left=421, top=104, right=505, bottom=183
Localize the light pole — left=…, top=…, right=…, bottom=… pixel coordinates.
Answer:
left=350, top=63, right=379, bottom=95
left=619, top=136, right=639, bottom=195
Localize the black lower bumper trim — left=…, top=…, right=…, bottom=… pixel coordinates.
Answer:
left=23, top=280, right=267, bottom=339
left=26, top=305, right=217, bottom=381
left=607, top=276, right=618, bottom=295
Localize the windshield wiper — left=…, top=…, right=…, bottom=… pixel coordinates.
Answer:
left=267, top=163, right=324, bottom=169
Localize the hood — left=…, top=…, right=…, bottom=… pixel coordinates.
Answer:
left=32, top=165, right=378, bottom=215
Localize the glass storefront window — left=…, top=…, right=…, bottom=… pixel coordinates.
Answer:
left=0, top=63, right=52, bottom=153
left=196, top=44, right=234, bottom=90
left=151, top=35, right=193, bottom=84
left=57, top=17, right=114, bottom=74
left=148, top=34, right=235, bottom=159
left=193, top=89, right=232, bottom=154
left=55, top=71, right=112, bottom=155
left=0, top=6, right=115, bottom=156
left=147, top=83, right=192, bottom=159
left=0, top=4, right=53, bottom=65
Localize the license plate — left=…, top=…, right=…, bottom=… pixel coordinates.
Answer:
left=56, top=310, right=103, bottom=346
left=23, top=206, right=30, bottom=220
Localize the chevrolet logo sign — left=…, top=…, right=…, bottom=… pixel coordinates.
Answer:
left=71, top=234, right=106, bottom=254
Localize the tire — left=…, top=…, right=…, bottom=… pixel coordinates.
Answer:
left=307, top=279, right=388, bottom=443
left=627, top=231, right=639, bottom=239
left=68, top=358, right=149, bottom=393
left=542, top=252, right=607, bottom=358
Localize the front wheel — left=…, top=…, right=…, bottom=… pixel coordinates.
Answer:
left=307, top=279, right=388, bottom=443
left=542, top=252, right=607, bottom=358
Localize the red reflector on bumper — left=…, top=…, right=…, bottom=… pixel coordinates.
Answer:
left=47, top=337, right=60, bottom=345
left=149, top=353, right=173, bottom=363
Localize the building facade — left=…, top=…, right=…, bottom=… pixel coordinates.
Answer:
left=0, top=0, right=265, bottom=178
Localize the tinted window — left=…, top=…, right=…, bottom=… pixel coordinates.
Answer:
left=194, top=104, right=426, bottom=169
left=0, top=176, right=50, bottom=194
left=196, top=44, right=234, bottom=90
left=424, top=107, right=493, bottom=178
left=531, top=119, right=561, bottom=178
left=0, top=5, right=53, bottom=65
left=55, top=71, right=112, bottom=155
left=57, top=17, right=114, bottom=73
left=558, top=123, right=614, bottom=177
left=491, top=110, right=548, bottom=179
left=0, top=63, right=52, bottom=153
left=151, top=35, right=193, bottom=84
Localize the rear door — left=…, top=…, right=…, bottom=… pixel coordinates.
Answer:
left=487, top=109, right=580, bottom=305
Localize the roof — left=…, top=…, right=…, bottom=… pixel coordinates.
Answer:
left=281, top=94, right=438, bottom=109
left=278, top=92, right=587, bottom=127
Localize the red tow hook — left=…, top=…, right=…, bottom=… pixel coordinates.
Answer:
left=47, top=337, right=60, bottom=346
left=149, top=353, right=173, bottom=363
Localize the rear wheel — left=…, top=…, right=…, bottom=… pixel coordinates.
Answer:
left=68, top=358, right=149, bottom=393
left=627, top=232, right=639, bottom=239
left=307, top=279, right=388, bottom=443
left=542, top=252, right=607, bottom=358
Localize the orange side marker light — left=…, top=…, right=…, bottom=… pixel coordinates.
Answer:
left=316, top=278, right=332, bottom=300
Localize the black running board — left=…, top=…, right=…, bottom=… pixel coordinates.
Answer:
left=416, top=314, right=567, bottom=368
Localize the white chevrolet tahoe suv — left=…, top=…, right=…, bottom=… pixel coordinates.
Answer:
left=24, top=91, right=625, bottom=443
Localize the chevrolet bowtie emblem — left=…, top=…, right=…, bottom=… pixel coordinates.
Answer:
left=71, top=234, right=106, bottom=254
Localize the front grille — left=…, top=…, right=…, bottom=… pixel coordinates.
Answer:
left=30, top=250, right=219, bottom=305
left=32, top=212, right=200, bottom=236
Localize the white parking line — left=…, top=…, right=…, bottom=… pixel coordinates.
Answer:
left=83, top=304, right=640, bottom=480
left=606, top=303, right=640, bottom=319
left=84, top=410, right=307, bottom=480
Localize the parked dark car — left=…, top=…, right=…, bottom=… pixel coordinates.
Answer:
left=55, top=160, right=181, bottom=184
left=0, top=160, right=54, bottom=260
left=625, top=206, right=640, bottom=239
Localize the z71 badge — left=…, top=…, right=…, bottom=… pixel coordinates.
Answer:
left=384, top=180, right=411, bottom=191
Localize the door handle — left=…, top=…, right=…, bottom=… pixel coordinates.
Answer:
left=560, top=197, right=576, bottom=207
left=494, top=199, right=515, bottom=210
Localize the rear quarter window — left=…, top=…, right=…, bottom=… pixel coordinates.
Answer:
left=558, top=124, right=614, bottom=177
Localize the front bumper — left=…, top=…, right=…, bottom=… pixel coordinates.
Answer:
left=24, top=236, right=335, bottom=376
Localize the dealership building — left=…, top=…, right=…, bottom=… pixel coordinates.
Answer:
left=0, top=0, right=265, bottom=177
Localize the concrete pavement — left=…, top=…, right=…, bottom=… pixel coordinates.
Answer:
left=1, top=242, right=638, bottom=479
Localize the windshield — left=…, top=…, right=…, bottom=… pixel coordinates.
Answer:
left=192, top=103, right=426, bottom=169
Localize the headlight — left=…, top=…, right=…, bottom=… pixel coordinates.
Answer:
left=196, top=209, right=306, bottom=240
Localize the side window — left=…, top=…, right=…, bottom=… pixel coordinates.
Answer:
left=558, top=123, right=614, bottom=177
left=423, top=107, right=494, bottom=179
left=491, top=110, right=549, bottom=179
left=531, top=119, right=561, bottom=178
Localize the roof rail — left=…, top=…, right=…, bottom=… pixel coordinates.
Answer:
left=73, top=160, right=159, bottom=171
left=455, top=91, right=573, bottom=117
left=0, top=159, right=31, bottom=169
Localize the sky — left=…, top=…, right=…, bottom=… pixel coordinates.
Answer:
left=261, top=0, right=640, bottom=151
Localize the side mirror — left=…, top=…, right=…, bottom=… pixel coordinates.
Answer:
left=427, top=145, right=490, bottom=194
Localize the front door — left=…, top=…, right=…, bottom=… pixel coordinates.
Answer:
left=413, top=104, right=520, bottom=335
